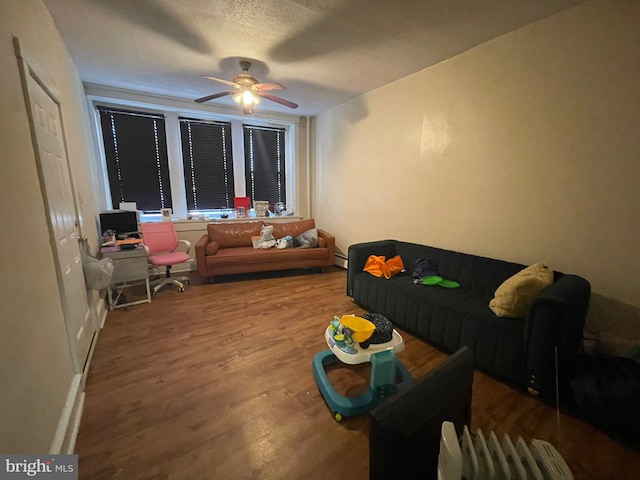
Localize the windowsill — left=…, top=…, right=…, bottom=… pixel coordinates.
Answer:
left=143, top=215, right=303, bottom=232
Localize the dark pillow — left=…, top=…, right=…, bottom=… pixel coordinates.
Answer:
left=412, top=258, right=438, bottom=279
left=570, top=354, right=640, bottom=440
left=294, top=228, right=318, bottom=248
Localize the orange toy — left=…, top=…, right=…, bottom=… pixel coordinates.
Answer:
left=363, top=255, right=405, bottom=279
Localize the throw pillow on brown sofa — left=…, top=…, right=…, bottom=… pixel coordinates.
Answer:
left=294, top=228, right=318, bottom=248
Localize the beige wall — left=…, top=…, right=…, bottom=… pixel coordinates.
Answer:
left=0, top=0, right=101, bottom=452
left=314, top=0, right=640, bottom=329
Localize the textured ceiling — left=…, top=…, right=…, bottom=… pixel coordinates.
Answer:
left=42, top=0, right=584, bottom=116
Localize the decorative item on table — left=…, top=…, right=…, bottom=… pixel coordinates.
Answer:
left=101, top=229, right=116, bottom=247
left=160, top=208, right=172, bottom=221
left=254, top=200, right=270, bottom=217
left=187, top=212, right=206, bottom=221
left=234, top=196, right=251, bottom=214
left=236, top=206, right=246, bottom=217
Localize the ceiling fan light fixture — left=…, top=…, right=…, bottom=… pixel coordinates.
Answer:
left=197, top=61, right=296, bottom=111
left=233, top=88, right=259, bottom=108
left=245, top=89, right=261, bottom=105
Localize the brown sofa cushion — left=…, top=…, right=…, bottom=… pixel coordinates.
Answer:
left=205, top=241, right=220, bottom=255
left=266, top=219, right=316, bottom=240
left=205, top=245, right=330, bottom=267
left=207, top=221, right=264, bottom=248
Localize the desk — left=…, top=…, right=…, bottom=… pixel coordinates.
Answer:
left=101, top=245, right=151, bottom=309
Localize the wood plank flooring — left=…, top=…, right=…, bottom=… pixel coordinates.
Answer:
left=76, top=267, right=640, bottom=479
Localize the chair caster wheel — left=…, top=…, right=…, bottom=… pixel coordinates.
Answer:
left=152, top=292, right=157, bottom=296
left=179, top=288, right=184, bottom=293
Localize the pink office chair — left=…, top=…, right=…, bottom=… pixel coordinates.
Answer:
left=140, top=222, right=191, bottom=295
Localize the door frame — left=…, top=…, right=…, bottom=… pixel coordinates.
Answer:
left=13, top=37, right=96, bottom=453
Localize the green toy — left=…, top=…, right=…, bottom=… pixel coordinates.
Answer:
left=418, top=275, right=460, bottom=289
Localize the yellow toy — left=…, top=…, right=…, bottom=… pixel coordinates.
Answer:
left=329, top=315, right=376, bottom=345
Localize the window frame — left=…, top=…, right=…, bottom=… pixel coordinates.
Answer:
left=179, top=117, right=236, bottom=211
left=243, top=124, right=288, bottom=208
left=89, top=96, right=297, bottom=221
left=97, top=106, right=173, bottom=212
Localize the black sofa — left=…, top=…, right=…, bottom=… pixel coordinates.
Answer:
left=347, top=240, right=591, bottom=396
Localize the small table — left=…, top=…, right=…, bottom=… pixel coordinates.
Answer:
left=312, top=325, right=413, bottom=421
left=101, top=245, right=151, bottom=309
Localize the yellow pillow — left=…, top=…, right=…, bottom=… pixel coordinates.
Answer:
left=489, top=262, right=553, bottom=319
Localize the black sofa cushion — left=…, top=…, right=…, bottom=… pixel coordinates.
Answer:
left=353, top=270, right=526, bottom=383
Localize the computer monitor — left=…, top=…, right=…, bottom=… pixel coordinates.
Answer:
left=369, top=346, right=474, bottom=480
left=99, top=210, right=139, bottom=239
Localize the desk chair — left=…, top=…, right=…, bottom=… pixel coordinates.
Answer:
left=140, top=222, right=191, bottom=295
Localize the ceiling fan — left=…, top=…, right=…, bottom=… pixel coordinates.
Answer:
left=194, top=61, right=298, bottom=114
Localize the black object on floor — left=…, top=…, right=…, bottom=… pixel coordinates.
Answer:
left=569, top=353, right=640, bottom=441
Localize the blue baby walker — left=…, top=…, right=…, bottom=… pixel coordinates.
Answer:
left=312, top=315, right=413, bottom=421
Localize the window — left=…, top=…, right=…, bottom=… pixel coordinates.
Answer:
left=244, top=125, right=287, bottom=207
left=179, top=118, right=235, bottom=210
left=94, top=99, right=297, bottom=219
left=98, top=107, right=172, bottom=212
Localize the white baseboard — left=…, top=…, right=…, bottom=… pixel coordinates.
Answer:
left=96, top=295, right=108, bottom=329
left=65, top=392, right=85, bottom=454
left=334, top=255, right=348, bottom=269
left=50, top=374, right=84, bottom=454
left=49, top=295, right=104, bottom=454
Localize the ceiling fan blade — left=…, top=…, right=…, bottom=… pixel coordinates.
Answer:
left=252, top=82, right=286, bottom=92
left=257, top=92, right=298, bottom=109
left=194, top=91, right=235, bottom=103
left=201, top=75, right=239, bottom=88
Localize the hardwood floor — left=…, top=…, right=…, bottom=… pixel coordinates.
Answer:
left=76, top=267, right=640, bottom=479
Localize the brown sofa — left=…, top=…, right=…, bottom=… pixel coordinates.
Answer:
left=195, top=218, right=335, bottom=281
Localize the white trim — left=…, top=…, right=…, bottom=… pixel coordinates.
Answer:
left=96, top=295, right=108, bottom=329
left=13, top=37, right=60, bottom=102
left=87, top=88, right=300, bottom=219
left=84, top=83, right=300, bottom=123
left=165, top=112, right=187, bottom=215
left=66, top=392, right=85, bottom=454
left=334, top=254, right=348, bottom=269
left=50, top=374, right=84, bottom=454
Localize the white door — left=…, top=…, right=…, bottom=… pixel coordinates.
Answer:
left=22, top=63, right=95, bottom=374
